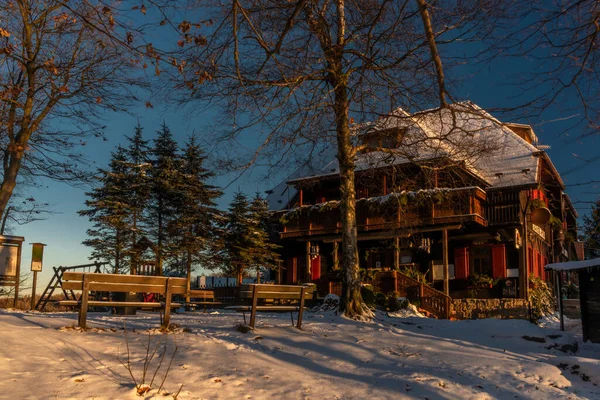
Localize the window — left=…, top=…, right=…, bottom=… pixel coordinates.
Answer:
left=472, top=246, right=492, bottom=276
left=363, top=128, right=405, bottom=151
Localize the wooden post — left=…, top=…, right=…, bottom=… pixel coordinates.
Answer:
left=299, top=189, right=303, bottom=207
left=163, top=278, right=173, bottom=329
left=30, top=271, right=38, bottom=310
left=445, top=296, right=451, bottom=319
left=382, top=175, right=387, bottom=196
left=249, top=284, right=259, bottom=328
left=442, top=229, right=449, bottom=296
left=78, top=274, right=90, bottom=329
left=419, top=283, right=424, bottom=301
left=333, top=242, right=339, bottom=270
left=394, top=237, right=400, bottom=270
left=13, top=242, right=22, bottom=308
left=306, top=241, right=311, bottom=282
left=297, top=286, right=307, bottom=329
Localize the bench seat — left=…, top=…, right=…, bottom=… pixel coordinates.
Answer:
left=59, top=301, right=183, bottom=308
left=228, top=284, right=315, bottom=329
left=225, top=305, right=303, bottom=312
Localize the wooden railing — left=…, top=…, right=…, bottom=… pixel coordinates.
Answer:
left=486, top=190, right=520, bottom=225
left=281, top=187, right=487, bottom=238
left=374, top=271, right=451, bottom=319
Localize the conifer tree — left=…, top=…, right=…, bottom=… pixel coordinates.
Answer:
left=79, top=146, right=131, bottom=273
left=582, top=199, right=600, bottom=260
left=148, top=123, right=182, bottom=275
left=221, top=191, right=255, bottom=283
left=248, top=193, right=280, bottom=283
left=123, top=124, right=152, bottom=274
left=171, top=134, right=223, bottom=292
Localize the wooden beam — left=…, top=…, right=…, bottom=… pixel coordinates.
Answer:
left=333, top=242, right=339, bottom=270
left=443, top=229, right=449, bottom=296
left=306, top=241, right=311, bottom=281
left=394, top=237, right=400, bottom=269
left=299, top=189, right=303, bottom=207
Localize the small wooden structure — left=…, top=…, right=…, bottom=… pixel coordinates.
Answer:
left=59, top=272, right=187, bottom=329
left=226, top=284, right=315, bottom=329
left=35, top=262, right=107, bottom=311
left=186, top=289, right=222, bottom=312
left=546, top=258, right=600, bottom=343
left=0, top=235, right=24, bottom=307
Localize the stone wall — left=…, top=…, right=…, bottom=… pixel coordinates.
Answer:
left=451, top=298, right=529, bottom=320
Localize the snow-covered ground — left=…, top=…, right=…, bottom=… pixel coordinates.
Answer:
left=0, top=307, right=598, bottom=400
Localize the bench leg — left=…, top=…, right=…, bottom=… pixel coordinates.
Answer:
left=249, top=285, right=258, bottom=328
left=242, top=312, right=247, bottom=325
left=162, top=279, right=173, bottom=330
left=290, top=312, right=294, bottom=326
left=78, top=275, right=90, bottom=329
left=297, top=287, right=306, bottom=329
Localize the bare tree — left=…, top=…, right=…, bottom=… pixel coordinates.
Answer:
left=178, top=0, right=509, bottom=319
left=0, top=0, right=160, bottom=222
left=475, top=1, right=600, bottom=136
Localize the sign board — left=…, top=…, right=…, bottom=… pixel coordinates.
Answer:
left=502, top=278, right=518, bottom=297
left=532, top=224, right=546, bottom=240
left=30, top=243, right=46, bottom=272
left=0, top=245, right=18, bottom=276
left=432, top=261, right=455, bottom=280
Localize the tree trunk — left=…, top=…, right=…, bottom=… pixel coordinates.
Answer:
left=186, top=250, right=192, bottom=306
left=236, top=264, right=243, bottom=285
left=0, top=154, right=24, bottom=222
left=329, top=0, right=371, bottom=320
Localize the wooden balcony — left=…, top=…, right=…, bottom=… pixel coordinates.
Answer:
left=280, top=187, right=487, bottom=239
left=486, top=190, right=521, bottom=225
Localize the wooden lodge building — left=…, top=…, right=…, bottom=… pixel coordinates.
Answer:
left=266, top=102, right=581, bottom=302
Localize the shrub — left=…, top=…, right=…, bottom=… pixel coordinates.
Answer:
left=360, top=286, right=375, bottom=307
left=399, top=266, right=430, bottom=286
left=529, top=277, right=555, bottom=321
left=385, top=291, right=408, bottom=312
left=375, top=292, right=386, bottom=308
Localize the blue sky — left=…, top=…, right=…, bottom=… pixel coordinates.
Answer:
left=12, top=44, right=600, bottom=294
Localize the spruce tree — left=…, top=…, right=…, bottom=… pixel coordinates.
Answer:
left=221, top=191, right=255, bottom=283
left=79, top=146, right=131, bottom=273
left=582, top=199, right=600, bottom=259
left=123, top=124, right=151, bottom=274
left=248, top=193, right=280, bottom=282
left=171, top=134, right=223, bottom=292
left=148, top=123, right=182, bottom=275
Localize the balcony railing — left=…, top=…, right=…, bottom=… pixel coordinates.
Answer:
left=280, top=187, right=487, bottom=239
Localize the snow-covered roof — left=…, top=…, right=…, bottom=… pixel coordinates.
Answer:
left=267, top=102, right=544, bottom=210
left=545, top=258, right=600, bottom=271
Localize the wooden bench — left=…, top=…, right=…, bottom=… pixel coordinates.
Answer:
left=186, top=289, right=222, bottom=312
left=59, top=272, right=187, bottom=329
left=225, top=284, right=315, bottom=329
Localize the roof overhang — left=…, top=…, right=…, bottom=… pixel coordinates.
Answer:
left=545, top=258, right=600, bottom=271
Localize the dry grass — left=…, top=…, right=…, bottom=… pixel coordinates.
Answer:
left=0, top=294, right=68, bottom=312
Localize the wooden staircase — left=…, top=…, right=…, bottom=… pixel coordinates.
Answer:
left=374, top=271, right=452, bottom=319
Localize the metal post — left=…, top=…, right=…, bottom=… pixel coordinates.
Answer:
left=557, top=271, right=565, bottom=331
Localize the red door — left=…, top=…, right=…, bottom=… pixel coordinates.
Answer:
left=311, top=256, right=321, bottom=281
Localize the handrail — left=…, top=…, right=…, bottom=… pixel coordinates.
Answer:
left=391, top=271, right=451, bottom=319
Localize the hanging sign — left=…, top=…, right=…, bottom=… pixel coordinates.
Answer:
left=30, top=243, right=46, bottom=272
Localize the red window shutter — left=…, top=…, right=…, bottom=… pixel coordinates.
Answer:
left=532, top=249, right=539, bottom=278
left=454, top=247, right=469, bottom=279
left=491, top=244, right=506, bottom=278
left=311, top=256, right=321, bottom=280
